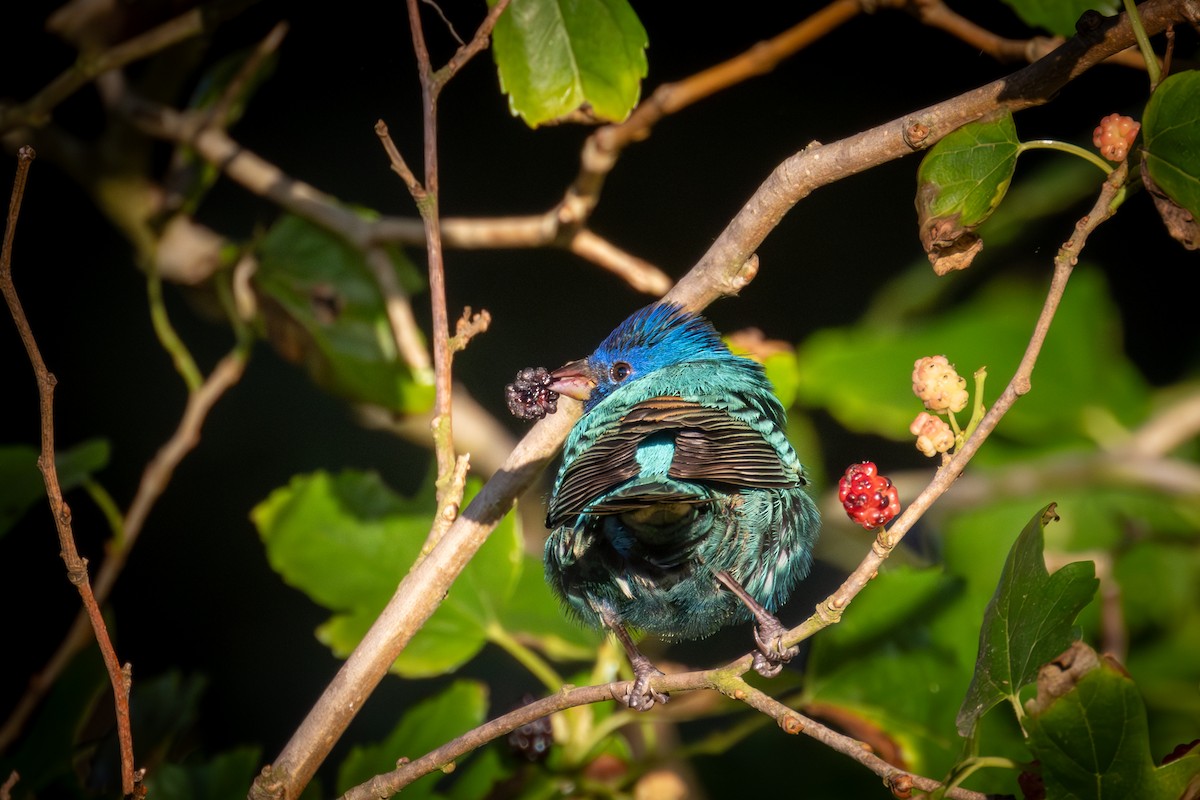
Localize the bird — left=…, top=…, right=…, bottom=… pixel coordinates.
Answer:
left=540, top=302, right=820, bottom=710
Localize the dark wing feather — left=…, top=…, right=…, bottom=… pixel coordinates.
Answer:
left=623, top=398, right=795, bottom=488
left=547, top=396, right=794, bottom=528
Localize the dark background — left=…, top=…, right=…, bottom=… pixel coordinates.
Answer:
left=2, top=0, right=1195, bottom=793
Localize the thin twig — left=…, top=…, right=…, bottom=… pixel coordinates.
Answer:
left=0, top=7, right=213, bottom=133
left=727, top=679, right=988, bottom=800
left=0, top=771, right=18, bottom=800
left=0, top=343, right=251, bottom=751
left=1, top=147, right=140, bottom=797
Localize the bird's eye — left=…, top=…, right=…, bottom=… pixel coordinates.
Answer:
left=610, top=361, right=633, bottom=382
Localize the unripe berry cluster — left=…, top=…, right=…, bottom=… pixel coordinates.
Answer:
left=912, top=355, right=968, bottom=414
left=1092, top=113, right=1140, bottom=162
left=838, top=461, right=901, bottom=530
left=910, top=411, right=955, bottom=457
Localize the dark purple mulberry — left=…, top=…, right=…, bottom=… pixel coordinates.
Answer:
left=506, top=366, right=559, bottom=420
left=507, top=695, right=553, bottom=762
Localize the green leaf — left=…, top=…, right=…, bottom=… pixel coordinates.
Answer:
left=145, top=747, right=262, bottom=800
left=998, top=0, right=1120, bottom=37
left=956, top=504, right=1099, bottom=736
left=336, top=680, right=489, bottom=798
left=917, top=111, right=1020, bottom=226
left=0, top=643, right=106, bottom=794
left=444, top=745, right=511, bottom=800
left=251, top=470, right=523, bottom=677
left=805, top=567, right=979, bottom=782
left=253, top=214, right=433, bottom=414
left=0, top=439, right=110, bottom=537
left=1143, top=70, right=1200, bottom=218
left=1024, top=643, right=1200, bottom=799
left=490, top=0, right=647, bottom=127
left=763, top=349, right=800, bottom=409
left=0, top=444, right=44, bottom=537
left=499, top=554, right=603, bottom=661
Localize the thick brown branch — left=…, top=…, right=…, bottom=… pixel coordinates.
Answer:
left=663, top=0, right=1195, bottom=312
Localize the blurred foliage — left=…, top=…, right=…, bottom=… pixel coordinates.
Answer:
left=0, top=439, right=109, bottom=538
left=253, top=214, right=434, bottom=415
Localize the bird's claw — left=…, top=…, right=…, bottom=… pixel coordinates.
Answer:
left=621, top=666, right=669, bottom=711
left=752, top=618, right=798, bottom=679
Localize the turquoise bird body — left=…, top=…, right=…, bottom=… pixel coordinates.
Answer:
left=542, top=303, right=820, bottom=709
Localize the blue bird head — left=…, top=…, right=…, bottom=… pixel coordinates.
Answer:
left=547, top=303, right=730, bottom=411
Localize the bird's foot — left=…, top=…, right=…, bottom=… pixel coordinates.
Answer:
left=713, top=570, right=799, bottom=679
left=752, top=617, right=799, bottom=679
left=622, top=661, right=669, bottom=711
left=597, top=606, right=669, bottom=710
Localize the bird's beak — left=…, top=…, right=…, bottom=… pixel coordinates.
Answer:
left=547, top=359, right=597, bottom=401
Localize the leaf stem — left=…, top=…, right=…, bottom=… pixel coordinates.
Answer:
left=486, top=624, right=563, bottom=694
left=1017, top=140, right=1112, bottom=174
left=1123, top=0, right=1162, bottom=88
left=960, top=367, right=988, bottom=444
left=82, top=478, right=127, bottom=549
left=146, top=261, right=203, bottom=392
left=943, top=755, right=1023, bottom=793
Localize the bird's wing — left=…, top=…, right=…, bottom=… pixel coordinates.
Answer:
left=626, top=397, right=796, bottom=488
left=547, top=396, right=794, bottom=527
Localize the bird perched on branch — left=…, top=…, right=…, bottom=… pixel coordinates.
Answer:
left=534, top=302, right=820, bottom=710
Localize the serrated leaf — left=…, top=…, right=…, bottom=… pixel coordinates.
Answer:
left=253, top=214, right=433, bottom=414
left=251, top=470, right=523, bottom=677
left=0, top=439, right=110, bottom=537
left=336, top=680, right=488, bottom=798
left=1025, top=643, right=1200, bottom=799
left=1143, top=70, right=1200, bottom=219
left=999, top=0, right=1120, bottom=37
left=490, top=0, right=647, bottom=127
left=956, top=504, right=1099, bottom=736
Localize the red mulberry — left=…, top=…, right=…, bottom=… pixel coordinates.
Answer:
left=838, top=461, right=901, bottom=530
